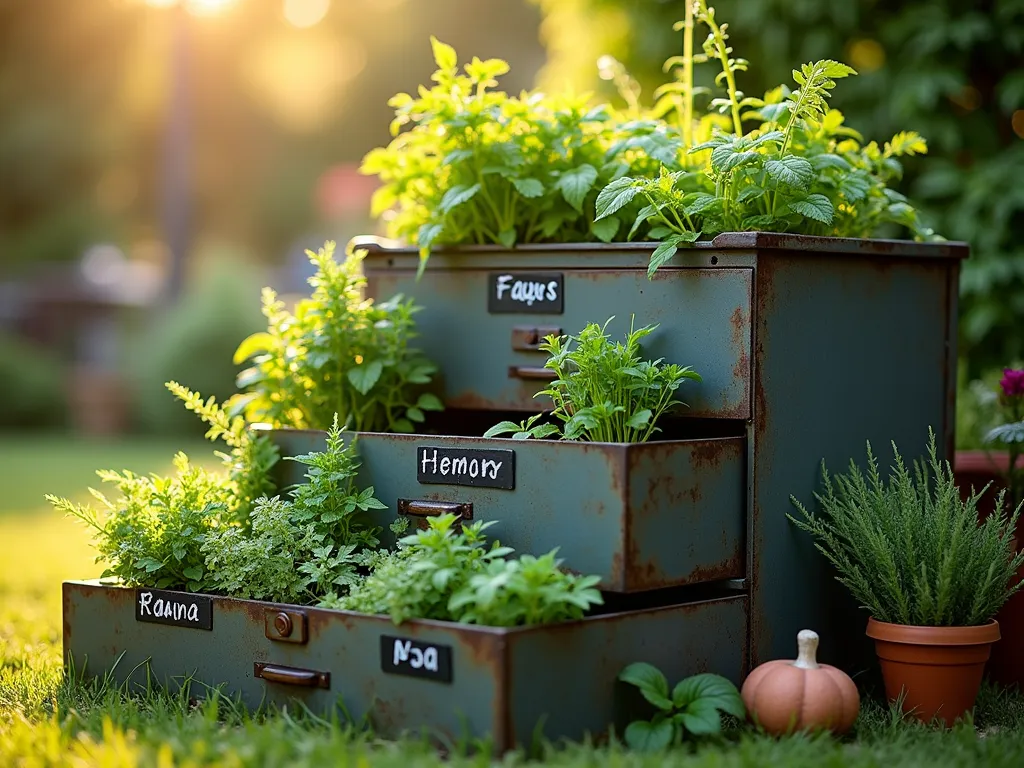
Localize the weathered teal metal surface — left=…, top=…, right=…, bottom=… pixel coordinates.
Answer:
left=360, top=233, right=968, bottom=674
left=748, top=248, right=963, bottom=674
left=265, top=429, right=746, bottom=592
left=362, top=245, right=752, bottom=419
left=63, top=581, right=748, bottom=750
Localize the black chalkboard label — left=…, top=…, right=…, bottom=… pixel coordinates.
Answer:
left=381, top=635, right=452, bottom=683
left=135, top=589, right=213, bottom=631
left=488, top=272, right=564, bottom=314
left=417, top=446, right=515, bottom=490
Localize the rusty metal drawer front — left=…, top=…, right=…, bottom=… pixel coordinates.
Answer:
left=364, top=254, right=752, bottom=419
left=63, top=582, right=747, bottom=752
left=268, top=429, right=746, bottom=593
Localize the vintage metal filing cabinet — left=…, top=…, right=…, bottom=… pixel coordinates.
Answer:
left=64, top=232, right=966, bottom=749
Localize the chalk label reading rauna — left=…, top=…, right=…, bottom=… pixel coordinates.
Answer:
left=488, top=272, right=564, bottom=314
left=135, top=589, right=213, bottom=630
left=381, top=635, right=452, bottom=683
left=417, top=446, right=515, bottom=490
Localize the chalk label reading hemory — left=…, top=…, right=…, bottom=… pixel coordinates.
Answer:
left=135, top=589, right=213, bottom=630
left=381, top=635, right=452, bottom=683
left=488, top=272, right=564, bottom=314
left=417, top=446, right=515, bottom=490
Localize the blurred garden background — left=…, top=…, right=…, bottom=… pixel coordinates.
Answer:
left=0, top=1, right=1023, bottom=762
left=0, top=0, right=1023, bottom=494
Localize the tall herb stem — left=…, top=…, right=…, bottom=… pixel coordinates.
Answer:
left=696, top=1, right=743, bottom=137
left=682, top=1, right=695, bottom=147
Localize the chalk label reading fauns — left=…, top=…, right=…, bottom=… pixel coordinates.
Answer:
left=488, top=272, right=564, bottom=314
left=135, top=589, right=213, bottom=630
left=416, top=446, right=515, bottom=490
left=381, top=635, right=453, bottom=683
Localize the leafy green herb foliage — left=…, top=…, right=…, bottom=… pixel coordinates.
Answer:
left=360, top=37, right=665, bottom=270
left=595, top=3, right=938, bottom=276
left=485, top=318, right=701, bottom=442
left=232, top=240, right=442, bottom=433
left=789, top=430, right=1024, bottom=627
left=50, top=393, right=388, bottom=606
left=341, top=513, right=603, bottom=626
left=47, top=385, right=279, bottom=592
left=618, top=662, right=745, bottom=751
left=202, top=416, right=387, bottom=606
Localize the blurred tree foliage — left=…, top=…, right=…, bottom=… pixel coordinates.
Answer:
left=0, top=0, right=544, bottom=272
left=0, top=1, right=135, bottom=269
left=530, top=0, right=1024, bottom=376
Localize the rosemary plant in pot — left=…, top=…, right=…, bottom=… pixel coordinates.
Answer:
left=790, top=430, right=1024, bottom=726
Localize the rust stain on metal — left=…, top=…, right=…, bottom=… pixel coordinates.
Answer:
left=624, top=550, right=744, bottom=592
left=458, top=628, right=507, bottom=670
left=688, top=440, right=729, bottom=471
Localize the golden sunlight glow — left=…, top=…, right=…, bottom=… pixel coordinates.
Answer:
left=185, top=0, right=239, bottom=16
left=284, top=0, right=330, bottom=29
left=243, top=31, right=367, bottom=132
left=144, top=0, right=179, bottom=7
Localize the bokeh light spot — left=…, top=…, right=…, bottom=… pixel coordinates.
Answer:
left=1013, top=111, right=1024, bottom=140
left=284, top=0, right=330, bottom=29
left=185, top=0, right=238, bottom=16
left=846, top=39, right=885, bottom=73
left=244, top=31, right=367, bottom=133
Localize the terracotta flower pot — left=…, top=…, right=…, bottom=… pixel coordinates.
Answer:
left=866, top=618, right=1000, bottom=727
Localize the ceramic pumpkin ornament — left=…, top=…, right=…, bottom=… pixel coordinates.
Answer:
left=741, top=629, right=859, bottom=735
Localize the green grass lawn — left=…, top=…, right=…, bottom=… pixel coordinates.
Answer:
left=3, top=432, right=1024, bottom=766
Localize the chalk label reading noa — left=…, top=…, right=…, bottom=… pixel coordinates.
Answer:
left=488, top=272, right=564, bottom=314
left=381, top=635, right=452, bottom=683
left=135, top=589, right=213, bottom=630
left=417, top=446, right=515, bottom=490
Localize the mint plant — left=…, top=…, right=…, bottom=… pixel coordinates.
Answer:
left=485, top=318, right=701, bottom=442
left=360, top=37, right=666, bottom=271
left=232, top=240, right=442, bottom=432
left=618, top=662, right=745, bottom=750
left=340, top=513, right=604, bottom=626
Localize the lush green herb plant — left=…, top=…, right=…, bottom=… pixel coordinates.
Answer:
left=339, top=513, right=604, bottom=627
left=789, top=430, right=1024, bottom=627
left=596, top=1, right=938, bottom=276
left=201, top=416, right=388, bottom=606
left=360, top=37, right=667, bottom=271
left=232, top=240, right=442, bottom=432
left=618, top=662, right=745, bottom=751
left=48, top=384, right=279, bottom=592
left=485, top=318, right=701, bottom=442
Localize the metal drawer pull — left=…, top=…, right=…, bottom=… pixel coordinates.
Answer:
left=508, top=365, right=557, bottom=381
left=398, top=499, right=473, bottom=520
left=511, top=325, right=561, bottom=351
left=254, top=662, right=330, bottom=689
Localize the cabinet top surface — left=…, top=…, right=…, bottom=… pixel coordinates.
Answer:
left=357, top=231, right=969, bottom=265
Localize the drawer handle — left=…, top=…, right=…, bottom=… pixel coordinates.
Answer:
left=254, top=662, right=330, bottom=689
left=508, top=365, right=557, bottom=381
left=511, top=325, right=561, bottom=352
left=397, top=499, right=473, bottom=520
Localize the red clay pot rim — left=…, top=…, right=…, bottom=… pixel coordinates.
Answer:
left=866, top=617, right=1000, bottom=645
